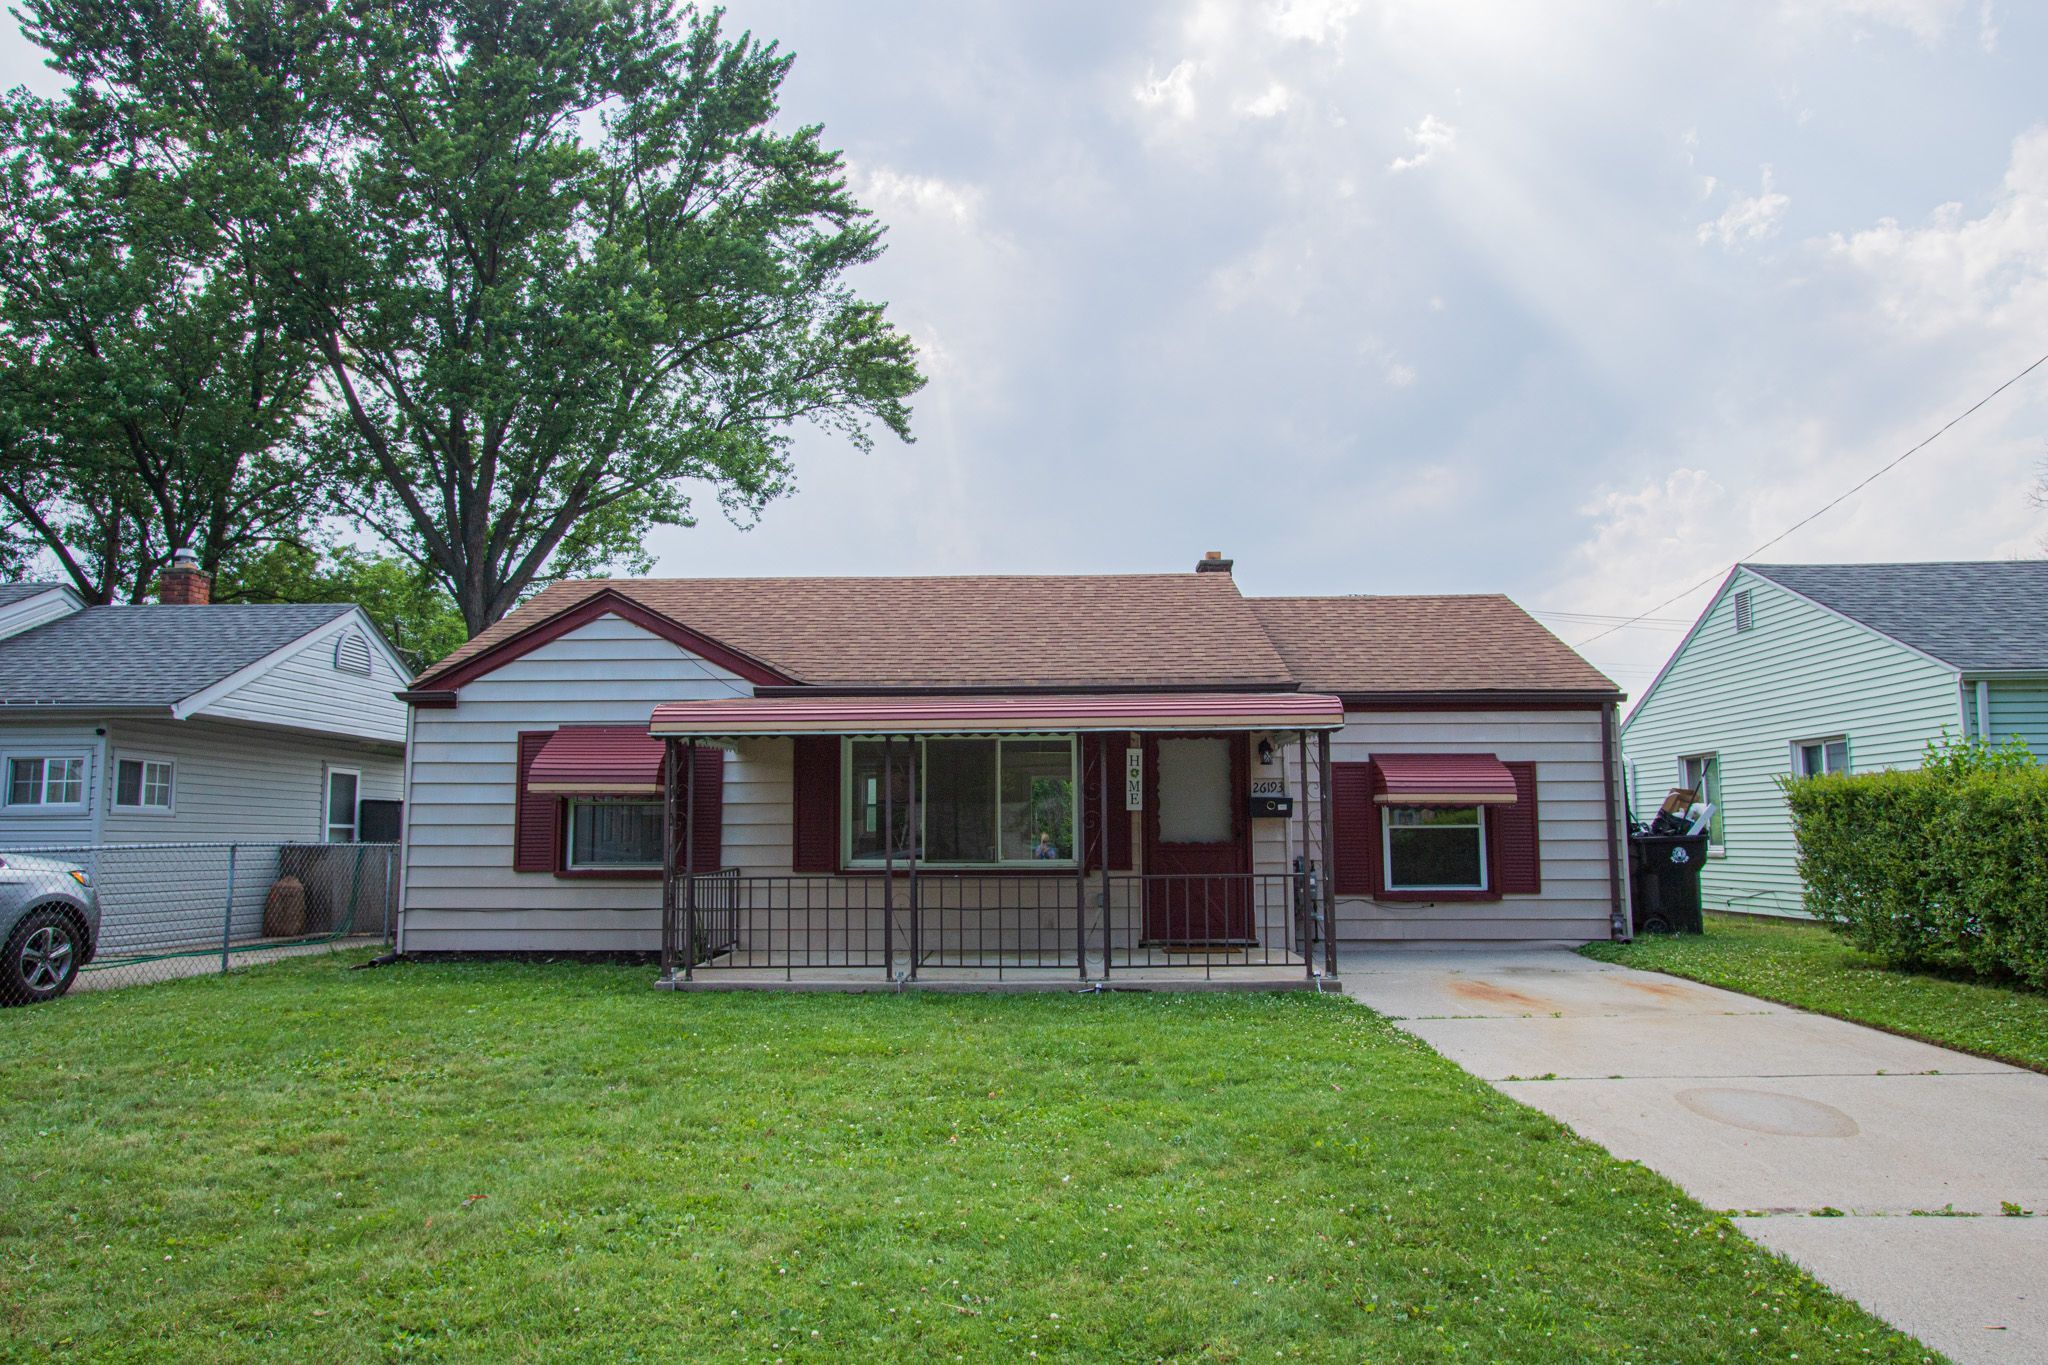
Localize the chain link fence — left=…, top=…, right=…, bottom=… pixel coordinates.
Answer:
left=0, top=841, right=398, bottom=1004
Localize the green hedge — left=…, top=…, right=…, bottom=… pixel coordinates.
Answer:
left=1783, top=734, right=2048, bottom=988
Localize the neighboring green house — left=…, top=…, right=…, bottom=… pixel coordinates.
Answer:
left=1620, top=561, right=2048, bottom=917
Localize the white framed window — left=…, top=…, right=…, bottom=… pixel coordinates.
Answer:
left=843, top=735, right=1079, bottom=868
left=1679, top=753, right=1725, bottom=851
left=1792, top=737, right=1850, bottom=778
left=325, top=767, right=360, bottom=843
left=113, top=753, right=176, bottom=814
left=4, top=753, right=88, bottom=811
left=1381, top=805, right=1487, bottom=892
left=566, top=798, right=664, bottom=870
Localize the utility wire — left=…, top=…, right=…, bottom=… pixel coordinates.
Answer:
left=1575, top=349, right=2048, bottom=649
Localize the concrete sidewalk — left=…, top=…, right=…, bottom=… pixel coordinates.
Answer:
left=1345, top=947, right=2048, bottom=1365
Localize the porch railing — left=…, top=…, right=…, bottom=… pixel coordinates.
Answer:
left=665, top=870, right=1328, bottom=982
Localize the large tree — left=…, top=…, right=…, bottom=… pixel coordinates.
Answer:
left=0, top=89, right=322, bottom=601
left=20, top=0, right=924, bottom=633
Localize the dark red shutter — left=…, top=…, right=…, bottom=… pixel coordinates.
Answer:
left=1082, top=735, right=1134, bottom=871
left=1493, top=761, right=1541, bottom=895
left=675, top=745, right=725, bottom=873
left=1330, top=761, right=1382, bottom=896
left=513, top=731, right=562, bottom=872
left=791, top=736, right=841, bottom=873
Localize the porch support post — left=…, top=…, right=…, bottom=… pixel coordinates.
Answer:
left=1298, top=731, right=1312, bottom=981
left=907, top=738, right=921, bottom=980
left=1099, top=733, right=1113, bottom=979
left=660, top=736, right=678, bottom=982
left=1075, top=737, right=1088, bottom=981
left=683, top=738, right=699, bottom=981
left=1318, top=730, right=1338, bottom=979
left=883, top=734, right=896, bottom=979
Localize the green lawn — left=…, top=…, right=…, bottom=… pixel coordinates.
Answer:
left=0, top=956, right=1932, bottom=1362
left=1584, top=913, right=2048, bottom=1073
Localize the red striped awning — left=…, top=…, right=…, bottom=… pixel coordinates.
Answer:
left=648, top=691, right=1346, bottom=738
left=527, top=725, right=666, bottom=794
left=1372, top=752, right=1519, bottom=805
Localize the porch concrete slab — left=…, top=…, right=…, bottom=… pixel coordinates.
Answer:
left=1737, top=1216, right=2048, bottom=1365
left=1344, top=947, right=2048, bottom=1364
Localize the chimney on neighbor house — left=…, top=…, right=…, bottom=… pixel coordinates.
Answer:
left=158, top=547, right=212, bottom=605
left=1195, top=550, right=1233, bottom=574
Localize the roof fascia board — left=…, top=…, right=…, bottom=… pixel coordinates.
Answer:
left=0, top=585, right=85, bottom=639
left=1959, top=669, right=2048, bottom=680
left=418, top=589, right=796, bottom=693
left=172, top=608, right=357, bottom=720
left=1740, top=565, right=1965, bottom=676
left=1337, top=691, right=1620, bottom=710
left=1620, top=567, right=1745, bottom=735
left=748, top=680, right=1300, bottom=698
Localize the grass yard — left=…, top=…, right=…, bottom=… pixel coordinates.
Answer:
left=0, top=955, right=1932, bottom=1362
left=1583, top=913, right=2048, bottom=1074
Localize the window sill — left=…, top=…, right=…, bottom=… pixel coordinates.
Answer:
left=555, top=867, right=662, bottom=881
left=1374, top=889, right=1503, bottom=904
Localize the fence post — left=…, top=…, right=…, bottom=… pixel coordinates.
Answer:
left=383, top=847, right=396, bottom=943
left=220, top=844, right=238, bottom=975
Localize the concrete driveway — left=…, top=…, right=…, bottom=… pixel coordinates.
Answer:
left=1344, top=947, right=2048, bottom=1365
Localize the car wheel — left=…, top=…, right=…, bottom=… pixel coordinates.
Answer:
left=1639, top=913, right=1674, bottom=936
left=3, top=908, right=82, bottom=1005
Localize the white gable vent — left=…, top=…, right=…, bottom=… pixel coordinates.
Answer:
left=1733, top=589, right=1754, bottom=633
left=333, top=629, right=374, bottom=676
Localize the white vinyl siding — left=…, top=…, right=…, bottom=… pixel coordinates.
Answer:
left=1622, top=569, right=1963, bottom=918
left=201, top=613, right=408, bottom=745
left=1282, top=708, right=1617, bottom=945
left=400, top=613, right=757, bottom=951
left=98, top=718, right=401, bottom=845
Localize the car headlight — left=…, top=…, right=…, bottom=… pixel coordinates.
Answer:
left=68, top=869, right=91, bottom=888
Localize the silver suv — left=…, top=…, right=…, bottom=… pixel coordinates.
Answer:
left=0, top=854, right=100, bottom=1005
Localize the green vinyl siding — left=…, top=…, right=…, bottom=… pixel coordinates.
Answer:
left=1962, top=679, right=2048, bottom=755
left=1621, top=569, right=1962, bottom=918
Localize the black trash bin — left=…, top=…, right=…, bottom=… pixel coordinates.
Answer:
left=1628, top=833, right=1708, bottom=935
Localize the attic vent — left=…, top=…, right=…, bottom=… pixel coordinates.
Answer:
left=333, top=629, right=373, bottom=676
left=1733, top=589, right=1754, bottom=634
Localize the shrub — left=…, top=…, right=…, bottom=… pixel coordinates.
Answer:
left=1782, top=731, right=2048, bottom=988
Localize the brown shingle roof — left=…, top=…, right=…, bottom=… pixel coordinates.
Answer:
left=1247, top=595, right=1618, bottom=696
left=416, top=574, right=1295, bottom=690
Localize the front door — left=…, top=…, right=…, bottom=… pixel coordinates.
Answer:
left=1143, top=734, right=1252, bottom=943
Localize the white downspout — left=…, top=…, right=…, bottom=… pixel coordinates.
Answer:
left=1977, top=679, right=1993, bottom=743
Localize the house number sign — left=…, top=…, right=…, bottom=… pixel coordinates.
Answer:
left=1124, top=747, right=1143, bottom=811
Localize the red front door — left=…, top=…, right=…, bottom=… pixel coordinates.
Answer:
left=1143, top=734, right=1252, bottom=943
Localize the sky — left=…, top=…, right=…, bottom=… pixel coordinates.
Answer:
left=5, top=0, right=2046, bottom=698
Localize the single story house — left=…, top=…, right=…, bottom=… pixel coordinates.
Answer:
left=396, top=554, right=1627, bottom=981
left=1620, top=560, right=2048, bottom=917
left=0, top=556, right=411, bottom=852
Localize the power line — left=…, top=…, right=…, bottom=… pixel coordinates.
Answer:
left=1575, top=349, right=2048, bottom=649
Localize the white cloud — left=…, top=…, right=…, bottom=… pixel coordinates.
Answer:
left=1387, top=115, right=1457, bottom=174
left=1777, top=0, right=1970, bottom=43
left=1265, top=0, right=1361, bottom=45
left=1816, top=126, right=2048, bottom=334
left=1383, top=361, right=1417, bottom=388
left=1697, top=167, right=1791, bottom=247
left=1237, top=82, right=1293, bottom=119
left=852, top=166, right=984, bottom=228
left=1132, top=60, right=1199, bottom=120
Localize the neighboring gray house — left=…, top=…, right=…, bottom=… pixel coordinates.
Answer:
left=0, top=563, right=410, bottom=853
left=1621, top=561, right=2048, bottom=917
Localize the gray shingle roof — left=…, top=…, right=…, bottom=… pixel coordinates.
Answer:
left=0, top=603, right=354, bottom=708
left=1745, top=561, right=2048, bottom=672
left=0, top=582, right=66, bottom=607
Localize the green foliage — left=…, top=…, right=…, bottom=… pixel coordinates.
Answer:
left=1780, top=732, right=2048, bottom=988
left=0, top=955, right=1927, bottom=1360
left=1919, top=726, right=2036, bottom=777
left=18, top=0, right=925, bottom=634
left=0, top=87, right=322, bottom=601
left=1585, top=913, right=2048, bottom=1072
left=215, top=543, right=467, bottom=672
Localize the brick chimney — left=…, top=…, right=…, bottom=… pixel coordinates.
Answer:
left=158, top=547, right=212, bottom=605
left=1195, top=550, right=1233, bottom=574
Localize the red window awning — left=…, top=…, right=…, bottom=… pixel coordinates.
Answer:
left=1372, top=752, right=1519, bottom=805
left=647, top=691, right=1347, bottom=739
left=527, top=726, right=667, bottom=794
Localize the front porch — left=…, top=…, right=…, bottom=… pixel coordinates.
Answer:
left=648, top=692, right=1348, bottom=991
